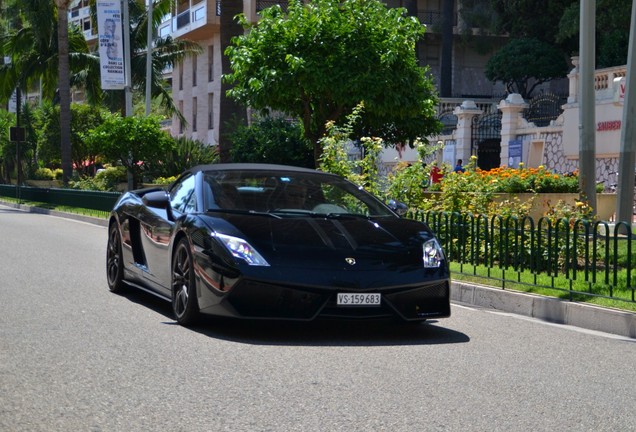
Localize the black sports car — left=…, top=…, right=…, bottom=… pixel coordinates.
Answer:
left=106, top=164, right=450, bottom=325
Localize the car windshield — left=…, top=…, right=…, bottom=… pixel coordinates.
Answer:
left=203, top=169, right=396, bottom=218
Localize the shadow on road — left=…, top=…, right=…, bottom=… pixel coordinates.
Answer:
left=118, top=284, right=469, bottom=347
left=191, top=316, right=470, bottom=347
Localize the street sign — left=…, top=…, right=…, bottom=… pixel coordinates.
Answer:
left=10, top=126, right=25, bottom=142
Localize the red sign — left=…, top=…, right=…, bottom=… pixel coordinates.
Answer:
left=596, top=120, right=622, bottom=131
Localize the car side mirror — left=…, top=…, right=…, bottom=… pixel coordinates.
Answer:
left=142, top=190, right=169, bottom=209
left=387, top=199, right=408, bottom=216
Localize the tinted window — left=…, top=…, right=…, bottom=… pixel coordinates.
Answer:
left=170, top=174, right=197, bottom=213
left=203, top=169, right=395, bottom=217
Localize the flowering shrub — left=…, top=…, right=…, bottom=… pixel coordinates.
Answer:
left=443, top=159, right=579, bottom=194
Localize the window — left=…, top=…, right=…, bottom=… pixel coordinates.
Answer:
left=208, top=93, right=214, bottom=130
left=192, top=54, right=197, bottom=87
left=179, top=101, right=184, bottom=134
left=159, top=24, right=170, bottom=38
left=178, top=62, right=183, bottom=90
left=170, top=174, right=197, bottom=214
left=192, top=97, right=197, bottom=132
left=208, top=45, right=214, bottom=82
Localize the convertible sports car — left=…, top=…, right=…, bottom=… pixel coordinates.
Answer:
left=106, top=163, right=450, bottom=325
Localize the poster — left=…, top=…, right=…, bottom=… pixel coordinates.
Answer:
left=508, top=139, right=522, bottom=167
left=97, top=1, right=125, bottom=90
left=442, top=140, right=456, bottom=166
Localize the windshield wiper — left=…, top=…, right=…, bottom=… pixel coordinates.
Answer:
left=206, top=208, right=282, bottom=218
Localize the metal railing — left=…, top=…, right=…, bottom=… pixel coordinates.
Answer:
left=409, top=210, right=635, bottom=305
left=0, top=185, right=121, bottom=214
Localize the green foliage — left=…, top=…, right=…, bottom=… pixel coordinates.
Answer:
left=318, top=105, right=384, bottom=197
left=84, top=113, right=171, bottom=188
left=385, top=141, right=444, bottom=210
left=32, top=167, right=56, bottom=180
left=71, top=166, right=127, bottom=191
left=152, top=175, right=177, bottom=185
left=229, top=116, right=313, bottom=168
left=557, top=0, right=632, bottom=67
left=0, top=109, right=15, bottom=157
left=225, top=0, right=440, bottom=163
left=147, top=136, right=219, bottom=179
left=485, top=38, right=570, bottom=99
left=37, top=102, right=108, bottom=172
left=0, top=0, right=90, bottom=103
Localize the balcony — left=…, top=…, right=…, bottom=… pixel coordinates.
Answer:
left=256, top=0, right=288, bottom=12
left=171, top=1, right=218, bottom=40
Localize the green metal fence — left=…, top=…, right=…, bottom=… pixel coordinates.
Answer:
left=409, top=210, right=636, bottom=305
left=0, top=185, right=121, bottom=214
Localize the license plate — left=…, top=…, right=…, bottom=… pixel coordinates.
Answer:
left=337, top=293, right=381, bottom=306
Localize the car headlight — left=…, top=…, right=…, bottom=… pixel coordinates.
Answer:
left=422, top=238, right=444, bottom=268
left=213, top=233, right=270, bottom=266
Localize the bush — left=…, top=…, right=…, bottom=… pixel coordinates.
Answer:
left=152, top=176, right=177, bottom=185
left=32, top=167, right=56, bottom=180
left=71, top=166, right=127, bottom=191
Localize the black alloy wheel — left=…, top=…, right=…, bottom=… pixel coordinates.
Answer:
left=106, top=222, right=125, bottom=293
left=172, top=238, right=200, bottom=326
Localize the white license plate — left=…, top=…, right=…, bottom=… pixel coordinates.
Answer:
left=337, top=293, right=381, bottom=306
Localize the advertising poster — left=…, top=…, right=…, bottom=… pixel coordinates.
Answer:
left=508, top=139, right=522, bottom=167
left=96, top=1, right=125, bottom=89
left=442, top=140, right=456, bottom=165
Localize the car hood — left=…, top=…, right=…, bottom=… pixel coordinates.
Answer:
left=203, top=213, right=438, bottom=272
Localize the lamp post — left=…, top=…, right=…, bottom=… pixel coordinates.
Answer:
left=579, top=0, right=596, bottom=213
left=616, top=0, right=636, bottom=225
left=145, top=0, right=153, bottom=116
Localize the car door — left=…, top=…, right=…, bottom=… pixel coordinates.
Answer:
left=140, top=173, right=197, bottom=293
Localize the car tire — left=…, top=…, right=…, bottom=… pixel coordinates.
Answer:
left=172, top=238, right=200, bottom=326
left=106, top=222, right=125, bottom=293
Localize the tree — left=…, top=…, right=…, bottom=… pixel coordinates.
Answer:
left=55, top=0, right=73, bottom=185
left=229, top=116, right=314, bottom=168
left=0, top=0, right=93, bottom=184
left=485, top=38, right=570, bottom=99
left=0, top=1, right=91, bottom=104
left=557, top=0, right=633, bottom=68
left=0, top=109, right=16, bottom=183
left=37, top=103, right=107, bottom=173
left=491, top=0, right=577, bottom=46
left=224, top=0, right=440, bottom=165
left=85, top=113, right=171, bottom=188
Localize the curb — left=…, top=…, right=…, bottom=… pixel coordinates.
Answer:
left=0, top=201, right=108, bottom=227
left=451, top=280, right=636, bottom=339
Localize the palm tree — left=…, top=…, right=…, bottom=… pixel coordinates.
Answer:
left=0, top=1, right=91, bottom=103
left=0, top=0, right=90, bottom=184
left=55, top=0, right=73, bottom=184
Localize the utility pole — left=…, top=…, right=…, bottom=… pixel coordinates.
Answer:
left=122, top=0, right=134, bottom=190
left=579, top=0, right=597, bottom=213
left=145, top=0, right=153, bottom=116
left=616, top=0, right=636, bottom=225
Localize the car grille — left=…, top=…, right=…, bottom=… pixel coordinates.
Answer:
left=227, top=280, right=327, bottom=319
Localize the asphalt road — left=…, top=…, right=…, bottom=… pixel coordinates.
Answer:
left=1, top=205, right=636, bottom=432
